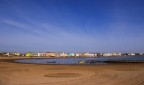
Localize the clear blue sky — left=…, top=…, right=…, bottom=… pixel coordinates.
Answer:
left=0, top=0, right=144, bottom=52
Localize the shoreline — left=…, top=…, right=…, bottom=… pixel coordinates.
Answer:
left=1, top=57, right=144, bottom=65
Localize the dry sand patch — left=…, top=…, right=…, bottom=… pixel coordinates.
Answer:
left=0, top=58, right=144, bottom=85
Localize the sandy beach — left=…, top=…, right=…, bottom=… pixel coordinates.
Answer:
left=0, top=57, right=144, bottom=85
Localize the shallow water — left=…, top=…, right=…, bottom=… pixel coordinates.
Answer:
left=15, top=56, right=144, bottom=65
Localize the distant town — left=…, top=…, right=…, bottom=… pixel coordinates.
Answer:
left=0, top=52, right=144, bottom=57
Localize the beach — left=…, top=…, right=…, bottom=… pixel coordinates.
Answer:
left=0, top=57, right=144, bottom=85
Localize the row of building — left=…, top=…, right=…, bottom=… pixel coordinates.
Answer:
left=0, top=52, right=144, bottom=57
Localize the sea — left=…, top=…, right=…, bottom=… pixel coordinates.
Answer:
left=15, top=56, right=144, bottom=65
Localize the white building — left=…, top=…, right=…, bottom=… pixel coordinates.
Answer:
left=103, top=53, right=112, bottom=56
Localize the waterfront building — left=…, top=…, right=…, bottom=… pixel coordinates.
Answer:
left=37, top=52, right=46, bottom=57
left=94, top=53, right=98, bottom=57
left=121, top=53, right=129, bottom=56
left=25, top=52, right=39, bottom=57
left=55, top=53, right=61, bottom=57
left=26, top=52, right=31, bottom=57
left=87, top=53, right=95, bottom=57
left=29, top=52, right=38, bottom=57
left=135, top=53, right=140, bottom=56
left=21, top=53, right=26, bottom=56
left=80, top=53, right=95, bottom=57
left=130, top=53, right=136, bottom=56
left=45, top=52, right=56, bottom=57
left=67, top=53, right=75, bottom=57
left=38, top=52, right=43, bottom=57
left=80, top=53, right=89, bottom=57
left=102, top=53, right=112, bottom=56
left=13, top=52, right=21, bottom=56
left=111, top=53, right=121, bottom=56
left=75, top=53, right=80, bottom=57
left=96, top=53, right=103, bottom=57
left=4, top=52, right=10, bottom=56
left=59, top=52, right=68, bottom=57
left=139, top=53, right=144, bottom=56
left=42, top=52, right=47, bottom=56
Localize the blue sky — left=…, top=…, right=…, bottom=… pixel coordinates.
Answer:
left=0, top=0, right=144, bottom=52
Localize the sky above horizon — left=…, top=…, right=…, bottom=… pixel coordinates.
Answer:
left=0, top=0, right=144, bottom=53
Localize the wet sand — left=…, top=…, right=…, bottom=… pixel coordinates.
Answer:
left=0, top=57, right=144, bottom=85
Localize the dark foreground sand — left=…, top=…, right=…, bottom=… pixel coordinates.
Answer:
left=0, top=57, right=144, bottom=85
